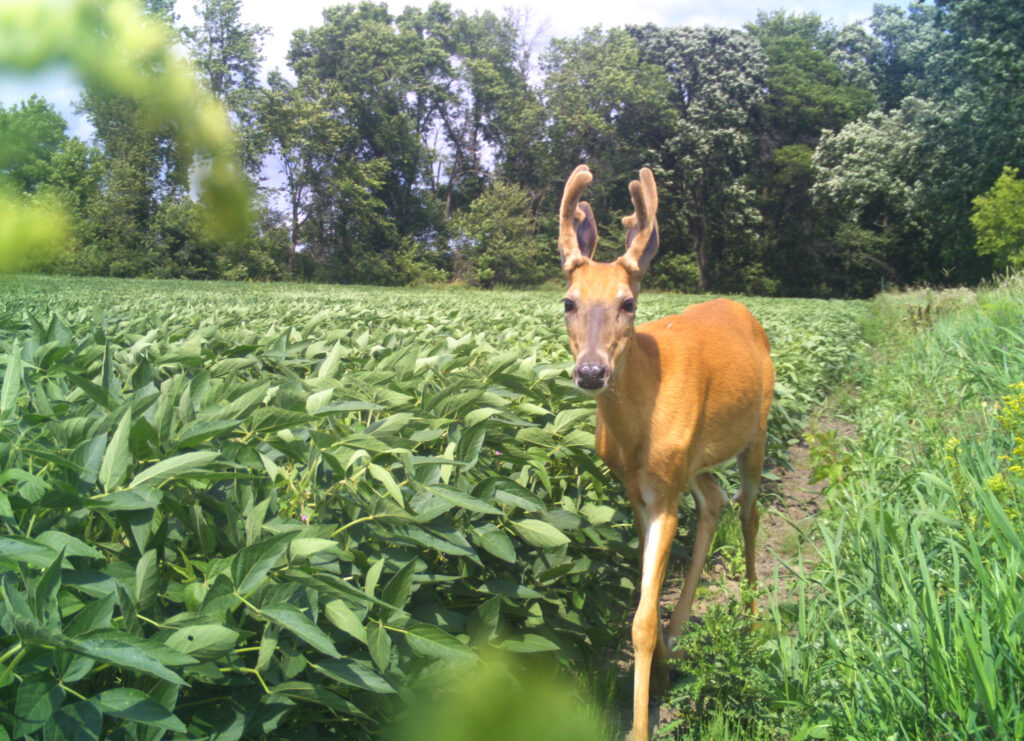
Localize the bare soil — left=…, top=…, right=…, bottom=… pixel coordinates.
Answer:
left=611, top=417, right=856, bottom=737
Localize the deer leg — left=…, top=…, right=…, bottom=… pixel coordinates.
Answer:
left=627, top=486, right=669, bottom=685
left=737, top=436, right=766, bottom=614
left=629, top=495, right=678, bottom=741
left=666, top=473, right=725, bottom=651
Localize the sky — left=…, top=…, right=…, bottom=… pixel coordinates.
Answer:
left=0, top=0, right=883, bottom=140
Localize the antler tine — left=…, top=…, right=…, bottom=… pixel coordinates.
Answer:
left=622, top=167, right=658, bottom=270
left=558, top=165, right=594, bottom=272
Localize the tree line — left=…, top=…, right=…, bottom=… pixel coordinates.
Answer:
left=1, top=0, right=1022, bottom=296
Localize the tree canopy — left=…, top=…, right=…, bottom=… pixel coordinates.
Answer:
left=2, top=0, right=1021, bottom=296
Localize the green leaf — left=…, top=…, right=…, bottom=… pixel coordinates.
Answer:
left=324, top=598, right=367, bottom=644
left=381, top=560, right=417, bottom=612
left=43, top=699, right=103, bottom=741
left=73, top=636, right=186, bottom=684
left=231, top=531, right=297, bottom=594
left=366, top=620, right=392, bottom=671
left=94, top=688, right=186, bottom=733
left=367, top=463, right=403, bottom=506
left=33, top=546, right=64, bottom=626
left=134, top=549, right=158, bottom=611
left=313, top=658, right=395, bottom=694
left=0, top=341, right=22, bottom=419
left=404, top=623, right=474, bottom=660
left=429, top=484, right=502, bottom=515
left=129, top=451, right=220, bottom=488
left=261, top=603, right=341, bottom=658
left=472, top=524, right=517, bottom=563
left=87, top=487, right=163, bottom=511
left=512, top=519, right=570, bottom=549
left=0, top=535, right=63, bottom=569
left=495, top=633, right=561, bottom=653
left=99, top=408, right=132, bottom=491
left=318, top=342, right=344, bottom=379
left=164, top=624, right=239, bottom=660
left=14, top=675, right=65, bottom=739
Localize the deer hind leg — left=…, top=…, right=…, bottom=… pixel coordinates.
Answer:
left=666, top=472, right=726, bottom=652
left=736, top=434, right=767, bottom=614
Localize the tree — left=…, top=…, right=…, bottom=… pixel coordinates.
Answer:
left=449, top=180, right=548, bottom=287
left=0, top=96, right=68, bottom=193
left=971, top=166, right=1024, bottom=270
left=746, top=12, right=877, bottom=295
left=262, top=72, right=395, bottom=281
left=541, top=27, right=673, bottom=226
left=630, top=25, right=766, bottom=292
left=182, top=0, right=270, bottom=178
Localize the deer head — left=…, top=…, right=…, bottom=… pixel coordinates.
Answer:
left=558, top=165, right=660, bottom=393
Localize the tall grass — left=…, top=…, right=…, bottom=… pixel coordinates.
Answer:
left=660, top=276, right=1024, bottom=739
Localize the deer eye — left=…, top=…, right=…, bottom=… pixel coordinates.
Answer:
left=621, top=298, right=637, bottom=314
left=563, top=298, right=577, bottom=313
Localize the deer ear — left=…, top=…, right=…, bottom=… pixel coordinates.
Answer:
left=576, top=202, right=598, bottom=259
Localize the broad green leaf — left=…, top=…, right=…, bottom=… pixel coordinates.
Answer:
left=73, top=637, right=186, bottom=684
left=404, top=623, right=474, bottom=660
left=99, top=408, right=132, bottom=491
left=324, top=599, right=367, bottom=644
left=306, top=388, right=333, bottom=414
left=33, top=546, right=64, bottom=626
left=472, top=524, right=517, bottom=563
left=366, top=620, right=392, bottom=671
left=313, top=658, right=395, bottom=693
left=495, top=633, right=561, bottom=653
left=94, top=688, right=186, bottom=733
left=381, top=560, right=417, bottom=611
left=0, top=535, right=63, bottom=569
left=318, top=342, right=343, bottom=379
left=367, top=463, right=403, bottom=506
left=43, top=699, right=103, bottom=741
left=429, top=484, right=502, bottom=515
left=135, top=549, right=158, bottom=611
left=261, top=603, right=341, bottom=658
left=87, top=487, right=162, bottom=511
left=512, top=519, right=571, bottom=549
left=164, top=624, right=239, bottom=660
left=14, top=675, right=64, bottom=739
left=288, top=537, right=341, bottom=560
left=231, top=531, right=297, bottom=594
left=0, top=341, right=22, bottom=419
left=129, top=451, right=220, bottom=488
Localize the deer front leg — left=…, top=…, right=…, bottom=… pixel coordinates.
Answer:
left=666, top=473, right=725, bottom=651
left=629, top=495, right=678, bottom=741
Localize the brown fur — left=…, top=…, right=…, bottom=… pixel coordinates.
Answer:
left=557, top=166, right=774, bottom=740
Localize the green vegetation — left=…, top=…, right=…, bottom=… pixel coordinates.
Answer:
left=2, top=0, right=1022, bottom=294
left=657, top=277, right=1024, bottom=739
left=0, top=275, right=862, bottom=738
left=971, top=167, right=1024, bottom=270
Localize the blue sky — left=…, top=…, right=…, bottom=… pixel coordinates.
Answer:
left=1, top=0, right=884, bottom=140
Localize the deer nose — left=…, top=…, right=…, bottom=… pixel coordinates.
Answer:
left=575, top=363, right=608, bottom=390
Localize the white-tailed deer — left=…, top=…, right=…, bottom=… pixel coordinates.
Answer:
left=557, top=165, right=774, bottom=740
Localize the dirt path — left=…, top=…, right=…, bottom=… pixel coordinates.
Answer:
left=611, top=419, right=852, bottom=736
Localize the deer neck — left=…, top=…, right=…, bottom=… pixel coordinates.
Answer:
left=594, top=329, right=656, bottom=443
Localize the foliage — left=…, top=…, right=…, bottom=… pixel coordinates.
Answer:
left=2, top=0, right=1021, bottom=294
left=0, top=275, right=865, bottom=739
left=0, top=0, right=251, bottom=263
left=655, top=276, right=1024, bottom=739
left=630, top=24, right=766, bottom=292
left=449, top=181, right=549, bottom=287
left=970, top=166, right=1024, bottom=269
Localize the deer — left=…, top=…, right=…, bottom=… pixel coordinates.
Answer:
left=557, top=165, right=774, bottom=740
